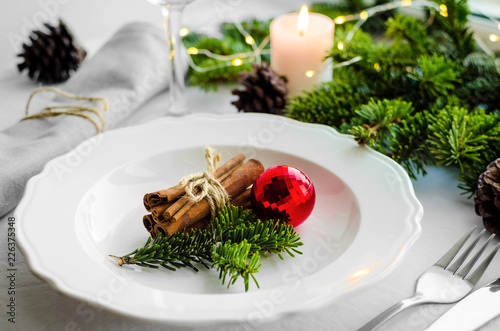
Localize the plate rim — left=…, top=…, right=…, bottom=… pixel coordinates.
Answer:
left=16, top=113, right=423, bottom=325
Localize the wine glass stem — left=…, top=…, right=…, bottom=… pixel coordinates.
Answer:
left=161, top=5, right=187, bottom=112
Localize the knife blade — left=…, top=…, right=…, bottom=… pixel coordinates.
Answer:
left=424, top=277, right=500, bottom=331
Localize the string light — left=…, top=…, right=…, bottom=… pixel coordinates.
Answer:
left=439, top=4, right=448, bottom=17
left=187, top=47, right=199, bottom=55
left=335, top=16, right=346, bottom=24
left=231, top=58, right=243, bottom=66
left=245, top=36, right=255, bottom=45
left=182, top=0, right=498, bottom=75
left=305, top=70, right=315, bottom=77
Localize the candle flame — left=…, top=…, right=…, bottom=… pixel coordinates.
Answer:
left=297, top=5, right=309, bottom=36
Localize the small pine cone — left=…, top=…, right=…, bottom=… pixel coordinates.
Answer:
left=474, top=158, right=500, bottom=234
left=17, top=20, right=86, bottom=84
left=231, top=62, right=288, bottom=115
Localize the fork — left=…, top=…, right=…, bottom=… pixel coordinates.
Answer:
left=358, top=227, right=500, bottom=331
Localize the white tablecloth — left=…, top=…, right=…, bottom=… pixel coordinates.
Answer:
left=2, top=1, right=500, bottom=330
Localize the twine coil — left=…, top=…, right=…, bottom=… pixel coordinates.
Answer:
left=22, top=87, right=109, bottom=134
left=179, top=146, right=230, bottom=221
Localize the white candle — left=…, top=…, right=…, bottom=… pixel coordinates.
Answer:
left=270, top=5, right=334, bottom=96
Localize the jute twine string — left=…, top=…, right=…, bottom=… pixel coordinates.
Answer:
left=22, top=87, right=109, bottom=134
left=179, top=146, right=230, bottom=221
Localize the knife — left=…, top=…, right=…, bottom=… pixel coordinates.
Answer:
left=424, top=277, right=500, bottom=331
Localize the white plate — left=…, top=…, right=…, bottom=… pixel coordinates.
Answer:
left=17, top=113, right=423, bottom=325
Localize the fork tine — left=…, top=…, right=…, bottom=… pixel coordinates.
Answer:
left=435, top=226, right=476, bottom=269
left=463, top=240, right=500, bottom=285
left=455, top=233, right=494, bottom=277
left=447, top=229, right=487, bottom=273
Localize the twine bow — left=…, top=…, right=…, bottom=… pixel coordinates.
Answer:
left=179, top=146, right=230, bottom=220
left=21, top=87, right=109, bottom=134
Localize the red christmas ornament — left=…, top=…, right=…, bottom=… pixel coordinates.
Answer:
left=251, top=165, right=315, bottom=227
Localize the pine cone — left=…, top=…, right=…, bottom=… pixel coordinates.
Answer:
left=232, top=62, right=288, bottom=115
left=474, top=158, right=500, bottom=234
left=17, top=20, right=86, bottom=84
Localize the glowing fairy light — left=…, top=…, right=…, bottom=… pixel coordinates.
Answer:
left=440, top=4, right=448, bottom=17
left=335, top=16, right=345, bottom=24
left=231, top=58, right=243, bottom=66
left=179, top=28, right=189, bottom=37
left=187, top=47, right=199, bottom=55
left=245, top=35, right=255, bottom=45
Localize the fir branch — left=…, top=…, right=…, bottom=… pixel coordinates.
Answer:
left=223, top=220, right=303, bottom=259
left=427, top=106, right=491, bottom=169
left=387, top=112, right=434, bottom=179
left=111, top=206, right=303, bottom=291
left=385, top=15, right=431, bottom=55
left=355, top=98, right=413, bottom=127
left=348, top=99, right=414, bottom=153
left=284, top=80, right=373, bottom=128
left=110, top=230, right=213, bottom=272
left=409, top=54, right=462, bottom=100
left=430, top=0, right=475, bottom=59
left=183, top=33, right=255, bottom=91
left=212, top=240, right=261, bottom=291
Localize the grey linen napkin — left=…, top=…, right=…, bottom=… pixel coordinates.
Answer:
left=0, top=22, right=170, bottom=217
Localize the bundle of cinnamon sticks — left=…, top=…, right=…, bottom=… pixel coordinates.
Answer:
left=142, top=152, right=264, bottom=237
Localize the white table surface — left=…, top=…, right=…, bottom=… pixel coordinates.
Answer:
left=2, top=1, right=500, bottom=330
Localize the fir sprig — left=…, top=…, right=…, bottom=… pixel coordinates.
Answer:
left=110, top=230, right=213, bottom=272
left=110, top=206, right=303, bottom=291
left=212, top=240, right=261, bottom=291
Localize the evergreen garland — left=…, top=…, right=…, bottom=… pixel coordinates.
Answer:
left=110, top=206, right=303, bottom=291
left=286, top=0, right=500, bottom=195
left=182, top=0, right=500, bottom=195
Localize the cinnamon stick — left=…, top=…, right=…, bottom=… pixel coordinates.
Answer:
left=162, top=154, right=245, bottom=220
left=184, top=217, right=210, bottom=231
left=169, top=162, right=244, bottom=223
left=150, top=202, right=173, bottom=223
left=230, top=188, right=252, bottom=209
left=143, top=214, right=155, bottom=234
left=153, top=187, right=254, bottom=236
left=143, top=185, right=185, bottom=211
left=159, top=159, right=264, bottom=235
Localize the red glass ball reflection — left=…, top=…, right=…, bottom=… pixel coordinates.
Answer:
left=251, top=165, right=315, bottom=227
